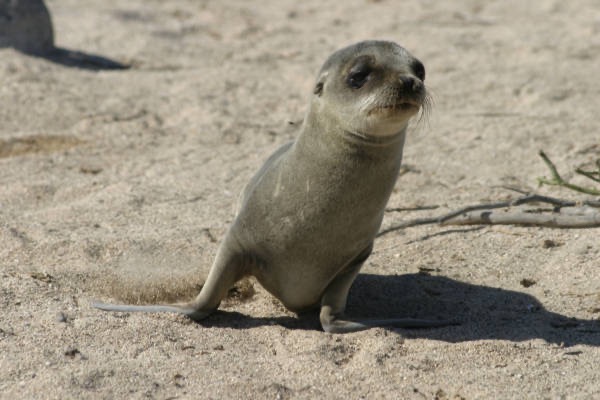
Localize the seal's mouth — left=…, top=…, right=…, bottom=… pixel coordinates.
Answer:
left=368, top=99, right=422, bottom=116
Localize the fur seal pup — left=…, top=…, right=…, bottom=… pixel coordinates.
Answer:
left=94, top=40, right=453, bottom=333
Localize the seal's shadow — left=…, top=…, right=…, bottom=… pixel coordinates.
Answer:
left=27, top=47, right=129, bottom=71
left=206, top=273, right=600, bottom=346
left=346, top=273, right=600, bottom=346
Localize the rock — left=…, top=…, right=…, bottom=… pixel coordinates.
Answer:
left=0, top=0, right=54, bottom=54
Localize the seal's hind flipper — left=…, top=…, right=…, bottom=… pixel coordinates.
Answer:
left=91, top=301, right=213, bottom=322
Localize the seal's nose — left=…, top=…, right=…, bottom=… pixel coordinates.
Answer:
left=399, top=76, right=423, bottom=93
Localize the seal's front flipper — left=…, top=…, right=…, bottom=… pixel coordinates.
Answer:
left=320, top=306, right=459, bottom=334
left=318, top=250, right=459, bottom=333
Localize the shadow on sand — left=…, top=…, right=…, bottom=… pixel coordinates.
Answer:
left=22, top=47, right=129, bottom=71
left=201, top=273, right=600, bottom=347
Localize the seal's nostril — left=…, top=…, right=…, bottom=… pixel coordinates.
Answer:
left=400, top=76, right=411, bottom=85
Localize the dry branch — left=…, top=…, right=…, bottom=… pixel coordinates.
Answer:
left=378, top=193, right=600, bottom=237
left=378, top=150, right=600, bottom=237
left=441, top=207, right=600, bottom=228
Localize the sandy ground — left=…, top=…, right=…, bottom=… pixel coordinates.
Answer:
left=1, top=0, right=600, bottom=399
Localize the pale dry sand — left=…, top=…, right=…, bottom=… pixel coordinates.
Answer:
left=1, top=1, right=599, bottom=399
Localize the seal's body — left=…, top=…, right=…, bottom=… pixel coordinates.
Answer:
left=94, top=40, right=451, bottom=333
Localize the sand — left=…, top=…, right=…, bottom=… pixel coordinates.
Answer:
left=1, top=0, right=599, bottom=398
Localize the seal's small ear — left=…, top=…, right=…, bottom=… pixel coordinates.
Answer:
left=313, top=81, right=324, bottom=96
left=313, top=71, right=327, bottom=96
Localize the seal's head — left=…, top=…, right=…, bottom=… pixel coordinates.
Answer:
left=311, top=40, right=427, bottom=141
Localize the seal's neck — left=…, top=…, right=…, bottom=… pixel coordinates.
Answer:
left=298, top=107, right=407, bottom=164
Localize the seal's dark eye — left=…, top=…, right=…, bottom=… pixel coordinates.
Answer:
left=411, top=60, right=425, bottom=81
left=347, top=64, right=371, bottom=89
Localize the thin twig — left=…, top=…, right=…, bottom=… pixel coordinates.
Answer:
left=576, top=168, right=600, bottom=183
left=497, top=185, right=531, bottom=195
left=575, top=159, right=600, bottom=183
left=438, top=194, right=577, bottom=223
left=539, top=150, right=563, bottom=180
left=537, top=151, right=600, bottom=195
left=377, top=217, right=441, bottom=236
left=385, top=205, right=440, bottom=213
